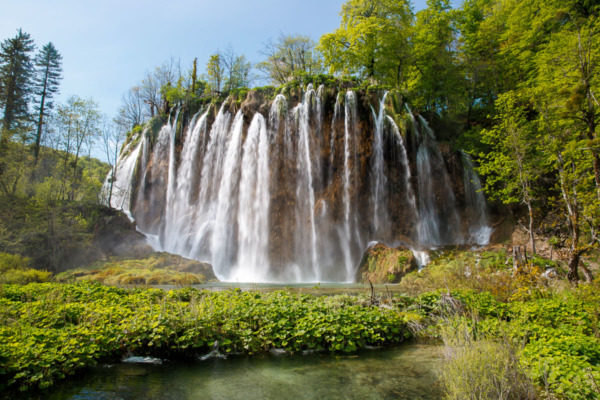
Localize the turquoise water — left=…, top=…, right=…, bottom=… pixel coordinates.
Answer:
left=45, top=345, right=442, bottom=399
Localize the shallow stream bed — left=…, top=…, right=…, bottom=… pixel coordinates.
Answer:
left=45, top=344, right=441, bottom=400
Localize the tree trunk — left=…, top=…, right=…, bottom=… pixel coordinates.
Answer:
left=581, top=263, right=594, bottom=282
left=33, top=65, right=50, bottom=166
left=567, top=251, right=580, bottom=282
left=527, top=201, right=536, bottom=254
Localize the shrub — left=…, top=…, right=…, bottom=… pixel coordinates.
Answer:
left=0, top=252, right=29, bottom=272
left=440, top=318, right=537, bottom=400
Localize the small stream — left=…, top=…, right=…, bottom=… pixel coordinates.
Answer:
left=46, top=344, right=442, bottom=400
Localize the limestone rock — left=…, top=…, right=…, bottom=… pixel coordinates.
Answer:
left=356, top=242, right=418, bottom=284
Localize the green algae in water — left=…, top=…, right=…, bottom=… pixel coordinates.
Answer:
left=45, top=345, right=441, bottom=400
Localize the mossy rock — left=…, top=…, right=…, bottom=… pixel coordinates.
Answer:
left=356, top=243, right=418, bottom=284
left=54, top=251, right=216, bottom=285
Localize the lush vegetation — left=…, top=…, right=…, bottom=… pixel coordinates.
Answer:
left=1, top=251, right=600, bottom=399
left=0, top=283, right=411, bottom=392
left=398, top=249, right=600, bottom=399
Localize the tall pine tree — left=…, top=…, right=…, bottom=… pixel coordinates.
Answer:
left=32, top=42, right=62, bottom=163
left=0, top=29, right=35, bottom=146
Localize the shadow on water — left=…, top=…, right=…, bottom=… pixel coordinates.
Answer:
left=44, top=345, right=442, bottom=400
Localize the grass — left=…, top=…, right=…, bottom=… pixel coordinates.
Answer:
left=439, top=318, right=537, bottom=400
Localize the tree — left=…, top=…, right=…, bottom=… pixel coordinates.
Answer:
left=257, top=34, right=324, bottom=85
left=140, top=58, right=180, bottom=117
left=205, top=53, right=225, bottom=94
left=408, top=0, right=462, bottom=116
left=116, top=85, right=145, bottom=130
left=478, top=92, right=542, bottom=254
left=100, top=117, right=126, bottom=206
left=32, top=42, right=62, bottom=164
left=318, top=0, right=413, bottom=86
left=0, top=29, right=35, bottom=146
left=55, top=96, right=101, bottom=200
left=456, top=0, right=511, bottom=124
left=225, top=53, right=251, bottom=91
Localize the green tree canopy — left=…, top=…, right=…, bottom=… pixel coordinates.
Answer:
left=257, top=34, right=324, bottom=85
left=318, top=0, right=413, bottom=86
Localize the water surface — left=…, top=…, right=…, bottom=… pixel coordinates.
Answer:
left=47, top=345, right=442, bottom=400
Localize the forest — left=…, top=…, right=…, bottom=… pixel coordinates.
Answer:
left=1, top=0, right=600, bottom=398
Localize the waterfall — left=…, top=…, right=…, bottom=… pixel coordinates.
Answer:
left=163, top=110, right=208, bottom=254
left=106, top=88, right=493, bottom=283
left=386, top=116, right=419, bottom=235
left=234, top=113, right=271, bottom=281
left=462, top=152, right=492, bottom=245
left=210, top=111, right=245, bottom=278
left=370, top=92, right=389, bottom=237
left=188, top=103, right=232, bottom=259
left=164, top=110, right=180, bottom=247
left=408, top=112, right=463, bottom=246
left=294, top=85, right=320, bottom=281
left=104, top=139, right=142, bottom=218
left=328, top=93, right=341, bottom=185
left=339, top=90, right=361, bottom=282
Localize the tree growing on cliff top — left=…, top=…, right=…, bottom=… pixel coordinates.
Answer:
left=257, top=34, right=324, bottom=85
left=318, top=0, right=413, bottom=86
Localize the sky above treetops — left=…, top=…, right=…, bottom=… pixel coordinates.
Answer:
left=1, top=0, right=460, bottom=120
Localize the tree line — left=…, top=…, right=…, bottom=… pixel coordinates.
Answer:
left=0, top=29, right=117, bottom=202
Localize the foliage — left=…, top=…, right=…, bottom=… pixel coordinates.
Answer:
left=408, top=0, right=463, bottom=115
left=0, top=29, right=35, bottom=142
left=257, top=34, right=324, bottom=85
left=0, top=252, right=51, bottom=284
left=439, top=318, right=537, bottom=400
left=401, top=251, right=600, bottom=399
left=0, top=196, right=128, bottom=272
left=318, top=0, right=413, bottom=87
left=32, top=42, right=62, bottom=163
left=0, top=283, right=412, bottom=392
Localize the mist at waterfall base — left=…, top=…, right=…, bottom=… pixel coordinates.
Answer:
left=105, top=88, right=491, bottom=283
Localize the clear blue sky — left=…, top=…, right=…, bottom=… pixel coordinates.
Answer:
left=1, top=0, right=461, bottom=120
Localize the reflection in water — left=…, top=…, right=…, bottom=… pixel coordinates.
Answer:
left=48, top=345, right=441, bottom=400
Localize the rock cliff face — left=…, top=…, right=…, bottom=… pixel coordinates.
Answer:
left=107, top=85, right=492, bottom=282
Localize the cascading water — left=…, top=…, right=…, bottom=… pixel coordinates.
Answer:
left=339, top=90, right=361, bottom=282
left=328, top=93, right=341, bottom=186
left=386, top=116, right=419, bottom=231
left=164, top=110, right=180, bottom=246
left=462, top=152, right=492, bottom=245
left=163, top=111, right=208, bottom=254
left=293, top=85, right=321, bottom=281
left=108, top=89, right=493, bottom=283
left=188, top=103, right=232, bottom=259
left=370, top=93, right=389, bottom=237
left=210, top=111, right=245, bottom=277
left=408, top=111, right=463, bottom=246
left=104, top=139, right=142, bottom=218
left=235, top=113, right=271, bottom=281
